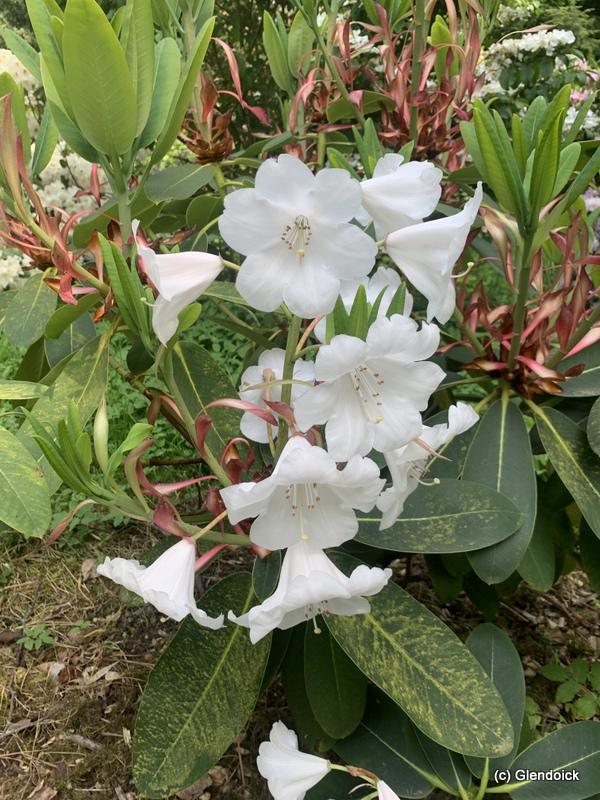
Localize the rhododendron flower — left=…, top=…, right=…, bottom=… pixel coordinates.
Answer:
left=377, top=403, right=479, bottom=529
left=133, top=220, right=223, bottom=345
left=96, top=537, right=224, bottom=628
left=229, top=539, right=391, bottom=642
left=314, top=266, right=413, bottom=342
left=238, top=349, right=315, bottom=443
left=257, top=721, right=330, bottom=800
left=357, top=153, right=443, bottom=237
left=294, top=315, right=445, bottom=461
left=218, top=155, right=377, bottom=318
left=384, top=184, right=483, bottom=324
left=377, top=780, right=402, bottom=800
left=220, top=436, right=384, bottom=550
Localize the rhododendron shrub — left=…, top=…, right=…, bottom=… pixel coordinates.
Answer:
left=1, top=0, right=600, bottom=798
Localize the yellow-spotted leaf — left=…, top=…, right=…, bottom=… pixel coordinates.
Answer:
left=0, top=426, right=51, bottom=537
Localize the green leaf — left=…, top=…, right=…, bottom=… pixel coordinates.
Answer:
left=45, top=313, right=96, bottom=368
left=123, top=0, right=155, bottom=137
left=262, top=11, right=292, bottom=94
left=287, top=10, right=314, bottom=76
left=149, top=17, right=214, bottom=166
left=171, top=341, right=242, bottom=455
left=356, top=479, right=522, bottom=553
left=511, top=722, right=600, bottom=799
left=145, top=163, right=215, bottom=202
left=42, top=73, right=100, bottom=162
left=533, top=406, right=600, bottom=538
left=556, top=679, right=583, bottom=704
left=573, top=693, right=598, bottom=720
left=572, top=658, right=590, bottom=684
left=0, top=426, right=51, bottom=537
left=63, top=0, right=137, bottom=155
left=553, top=142, right=581, bottom=197
left=4, top=273, right=57, bottom=348
left=325, top=554, right=513, bottom=758
left=426, top=410, right=478, bottom=480
left=327, top=91, right=395, bottom=123
left=0, top=28, right=42, bottom=83
left=0, top=73, right=31, bottom=163
left=425, top=554, right=462, bottom=604
left=333, top=685, right=437, bottom=798
left=136, top=36, right=180, bottom=149
left=512, top=114, right=528, bottom=178
left=522, top=96, right=547, bottom=151
left=463, top=572, right=499, bottom=621
left=27, top=0, right=72, bottom=116
left=529, top=110, right=563, bottom=217
left=539, top=662, right=569, bottom=681
left=72, top=189, right=156, bottom=249
left=590, top=662, right=600, bottom=693
left=587, top=396, right=600, bottom=456
left=304, top=623, right=367, bottom=739
left=44, top=293, right=100, bottom=339
left=559, top=342, right=600, bottom=397
left=186, top=195, right=223, bottom=235
left=472, top=104, right=524, bottom=216
left=191, top=280, right=246, bottom=307
left=252, top=550, right=281, bottom=603
left=517, top=495, right=557, bottom=591
left=463, top=399, right=537, bottom=583
left=580, top=518, right=600, bottom=593
left=465, top=624, right=525, bottom=776
left=0, top=381, right=47, bottom=399
left=413, top=727, right=471, bottom=794
left=132, top=573, right=269, bottom=798
left=460, top=121, right=489, bottom=184
left=31, top=103, right=59, bottom=175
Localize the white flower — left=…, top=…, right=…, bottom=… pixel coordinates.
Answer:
left=218, top=155, right=378, bottom=318
left=314, top=266, right=413, bottom=342
left=220, top=436, right=384, bottom=550
left=357, top=154, right=442, bottom=238
left=377, top=403, right=479, bottom=529
left=377, top=780, right=402, bottom=800
left=229, top=539, right=391, bottom=643
left=294, top=315, right=445, bottom=461
left=133, top=220, right=223, bottom=345
left=257, top=721, right=330, bottom=800
left=384, top=184, right=483, bottom=324
left=238, top=349, right=315, bottom=443
left=96, top=537, right=225, bottom=629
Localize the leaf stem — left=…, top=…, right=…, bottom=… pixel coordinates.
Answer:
left=275, top=313, right=303, bottom=459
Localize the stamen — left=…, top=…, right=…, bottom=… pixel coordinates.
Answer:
left=280, top=215, right=312, bottom=263
left=350, top=364, right=386, bottom=424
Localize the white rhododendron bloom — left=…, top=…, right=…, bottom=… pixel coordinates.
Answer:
left=229, top=539, right=391, bottom=642
left=377, top=780, right=402, bottom=800
left=133, top=220, right=223, bottom=345
left=385, top=184, right=483, bottom=324
left=96, top=537, right=224, bottom=629
left=257, top=721, right=330, bottom=800
left=238, top=349, right=315, bottom=443
left=220, top=436, right=384, bottom=550
left=377, top=403, right=479, bottom=529
left=218, top=154, right=377, bottom=318
left=357, top=153, right=442, bottom=237
left=314, top=266, right=413, bottom=342
left=294, top=315, right=445, bottom=461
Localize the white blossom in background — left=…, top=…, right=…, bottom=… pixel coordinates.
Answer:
left=0, top=48, right=39, bottom=94
left=37, top=149, right=108, bottom=215
left=238, top=349, right=315, bottom=443
left=133, top=220, right=223, bottom=345
left=0, top=250, right=29, bottom=289
left=295, top=315, right=444, bottom=461
left=96, top=537, right=225, bottom=629
left=377, top=780, right=402, bottom=800
left=218, top=154, right=377, bottom=318
left=377, top=403, right=479, bottom=529
left=385, top=184, right=483, bottom=324
left=221, top=436, right=384, bottom=550
left=357, top=154, right=442, bottom=238
left=229, top=539, right=391, bottom=643
left=257, top=721, right=330, bottom=800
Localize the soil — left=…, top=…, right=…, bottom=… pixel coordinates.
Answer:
left=1, top=525, right=599, bottom=800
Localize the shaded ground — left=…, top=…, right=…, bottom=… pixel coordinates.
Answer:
left=1, top=524, right=599, bottom=800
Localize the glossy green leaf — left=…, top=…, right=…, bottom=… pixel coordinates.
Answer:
left=45, top=294, right=100, bottom=339
left=426, top=410, right=477, bottom=480
left=413, top=728, right=471, bottom=794
left=0, top=27, right=42, bottom=83
left=460, top=121, right=489, bottom=184
left=473, top=104, right=524, bottom=216
left=356, top=479, right=522, bottom=553
left=287, top=10, right=314, bottom=76
left=63, top=0, right=137, bottom=155
left=587, top=396, right=600, bottom=456
left=145, top=163, right=215, bottom=202
left=31, top=103, right=59, bottom=175
left=4, top=274, right=57, bottom=348
left=425, top=554, right=462, bottom=604
left=171, top=341, right=242, bottom=455
left=45, top=313, right=96, bottom=367
left=262, top=11, right=292, bottom=94
left=123, top=0, right=154, bottom=137
left=43, top=78, right=100, bottom=162
left=149, top=18, right=214, bottom=166
left=579, top=518, right=600, bottom=592
left=72, top=189, right=157, bottom=249
left=133, top=573, right=270, bottom=798
left=185, top=195, right=223, bottom=235
left=522, top=96, right=547, bottom=150
left=553, top=142, right=581, bottom=197
left=27, top=0, right=72, bottom=116
left=304, top=623, right=367, bottom=739
left=252, top=550, right=281, bottom=603
left=325, top=554, right=513, bottom=758
left=511, top=722, right=600, bottom=800
left=529, top=110, right=562, bottom=217
left=136, top=37, right=180, bottom=149
left=334, top=685, right=437, bottom=799
left=465, top=624, right=525, bottom=776
left=463, top=399, right=537, bottom=583
left=517, top=495, right=557, bottom=591
left=0, top=381, right=47, bottom=399
left=533, top=406, right=600, bottom=537
left=463, top=572, right=499, bottom=621
left=0, top=426, right=51, bottom=537
left=0, top=289, right=16, bottom=333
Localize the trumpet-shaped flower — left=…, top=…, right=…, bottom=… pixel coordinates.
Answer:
left=220, top=436, right=384, bottom=550
left=357, top=154, right=443, bottom=238
left=377, top=403, right=479, bottom=529
left=314, top=266, right=413, bottom=342
left=96, top=537, right=225, bottom=629
left=218, top=155, right=378, bottom=318
left=133, top=220, right=223, bottom=345
left=294, top=315, right=445, bottom=461
left=377, top=780, right=402, bottom=800
left=238, top=349, right=315, bottom=443
left=384, top=184, right=483, bottom=324
left=257, top=721, right=330, bottom=800
left=229, top=539, right=392, bottom=642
